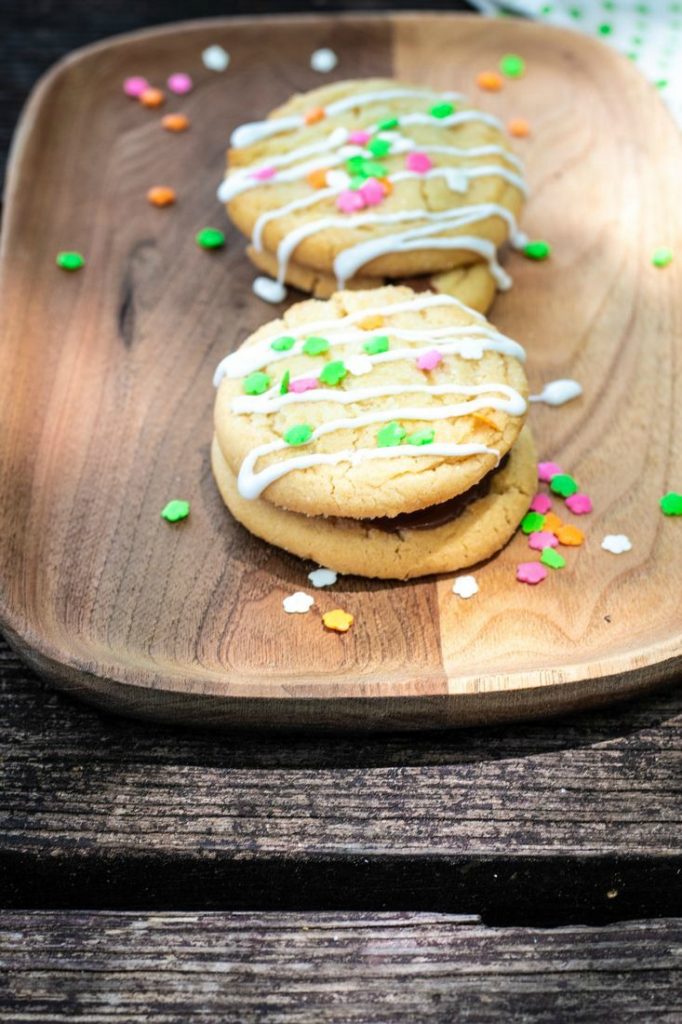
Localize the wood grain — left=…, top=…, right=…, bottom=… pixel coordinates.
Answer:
left=0, top=14, right=680, bottom=728
left=2, top=912, right=680, bottom=1023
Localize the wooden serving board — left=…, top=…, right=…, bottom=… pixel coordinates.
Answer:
left=0, top=14, right=680, bottom=729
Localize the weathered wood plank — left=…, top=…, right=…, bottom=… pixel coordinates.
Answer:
left=1, top=912, right=680, bottom=1023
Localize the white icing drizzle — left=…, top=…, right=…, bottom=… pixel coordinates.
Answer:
left=252, top=276, right=287, bottom=303
left=529, top=379, right=583, bottom=406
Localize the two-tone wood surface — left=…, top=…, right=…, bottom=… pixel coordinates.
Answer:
left=0, top=14, right=680, bottom=727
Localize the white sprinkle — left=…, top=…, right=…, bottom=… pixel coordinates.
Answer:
left=345, top=354, right=374, bottom=376
left=325, top=169, right=350, bottom=190
left=452, top=575, right=479, bottom=599
left=202, top=45, right=230, bottom=72
left=252, top=276, right=287, bottom=304
left=308, top=567, right=338, bottom=588
left=601, top=534, right=632, bottom=555
left=283, top=591, right=315, bottom=614
left=310, top=48, right=338, bottom=73
left=530, top=379, right=583, bottom=407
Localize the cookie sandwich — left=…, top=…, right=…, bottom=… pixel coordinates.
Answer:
left=212, top=286, right=535, bottom=579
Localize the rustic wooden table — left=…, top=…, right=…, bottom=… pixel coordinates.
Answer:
left=1, top=3, right=681, bottom=1020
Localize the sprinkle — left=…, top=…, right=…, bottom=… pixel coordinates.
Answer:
left=379, top=177, right=393, bottom=196
left=358, top=178, right=385, bottom=206
left=325, top=169, right=350, bottom=189
left=348, top=175, right=368, bottom=191
left=601, top=534, right=632, bottom=554
left=530, top=493, right=552, bottom=514
left=319, top=360, right=347, bottom=386
left=349, top=130, right=371, bottom=145
left=322, top=609, right=354, bottom=632
left=304, top=106, right=326, bottom=125
left=195, top=227, right=225, bottom=249
left=529, top=530, right=558, bottom=550
left=499, top=53, right=526, bottom=78
left=283, top=591, right=315, bottom=614
left=123, top=76, right=149, bottom=98
left=345, top=354, right=373, bottom=376
left=565, top=493, right=593, bottom=515
left=308, top=567, right=338, bottom=588
left=405, top=151, right=433, bottom=174
left=407, top=429, right=435, bottom=446
left=507, top=117, right=530, bottom=138
left=378, top=116, right=399, bottom=130
left=337, top=189, right=366, bottom=213
left=521, top=511, right=546, bottom=534
left=346, top=154, right=366, bottom=175
left=538, top=460, right=562, bottom=482
left=430, top=101, right=455, bottom=118
left=161, top=499, right=190, bottom=522
left=652, top=247, right=673, bottom=268
left=524, top=239, right=552, bottom=261
left=284, top=423, right=313, bottom=446
left=303, top=336, right=330, bottom=356
left=452, top=575, right=479, bottom=599
left=271, top=335, right=296, bottom=352
left=280, top=370, right=290, bottom=395
left=660, top=491, right=682, bottom=515
left=56, top=251, right=84, bottom=271
left=243, top=371, right=271, bottom=395
left=598, top=22, right=613, bottom=34
left=161, top=113, right=190, bottom=132
left=416, top=348, right=442, bottom=371
left=377, top=421, right=406, bottom=447
left=367, top=137, right=391, bottom=157
left=252, top=165, right=277, bottom=181
left=555, top=524, right=584, bottom=546
left=358, top=315, right=384, bottom=330
left=541, top=547, right=566, bottom=569
left=516, top=561, right=548, bottom=584
left=306, top=167, right=329, bottom=189
left=361, top=159, right=388, bottom=179
left=363, top=335, right=389, bottom=355
left=139, top=87, right=165, bottom=108
left=290, top=377, right=318, bottom=394
left=476, top=70, right=504, bottom=91
left=167, top=72, right=192, bottom=95
left=310, top=47, right=338, bottom=73
left=253, top=277, right=287, bottom=303
left=550, top=473, right=579, bottom=497
left=147, top=186, right=176, bottom=207
left=542, top=511, right=564, bottom=534
left=202, top=45, right=230, bottom=71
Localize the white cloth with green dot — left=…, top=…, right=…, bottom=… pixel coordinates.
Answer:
left=469, top=0, right=680, bottom=123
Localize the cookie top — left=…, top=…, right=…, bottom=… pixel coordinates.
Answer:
left=213, top=286, right=529, bottom=520
left=219, top=79, right=526, bottom=291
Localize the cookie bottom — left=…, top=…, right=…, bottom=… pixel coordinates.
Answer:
left=211, top=427, right=536, bottom=580
left=246, top=245, right=497, bottom=314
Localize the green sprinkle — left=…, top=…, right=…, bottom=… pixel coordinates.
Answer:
left=161, top=499, right=190, bottom=523
left=377, top=421, right=406, bottom=447
left=377, top=116, right=399, bottom=131
left=349, top=175, right=367, bottom=191
left=319, top=360, right=347, bottom=386
left=541, top=547, right=566, bottom=569
left=283, top=423, right=313, bottom=446
left=598, top=22, right=613, bottom=34
left=652, top=247, right=673, bottom=268
left=56, top=251, right=85, bottom=271
left=280, top=370, right=290, bottom=395
left=549, top=473, right=579, bottom=498
left=523, top=239, right=552, bottom=261
left=302, top=336, right=330, bottom=356
left=521, top=511, right=546, bottom=535
left=656, top=79, right=669, bottom=89
left=430, top=101, right=454, bottom=119
left=631, top=34, right=643, bottom=45
left=346, top=154, right=365, bottom=174
left=407, top=429, right=435, bottom=446
left=363, top=335, right=390, bottom=355
left=362, top=160, right=388, bottom=178
left=271, top=335, right=296, bottom=352
left=627, top=51, right=638, bottom=60
left=660, top=491, right=682, bottom=516
left=499, top=53, right=525, bottom=78
left=243, top=371, right=271, bottom=395
left=569, top=6, right=583, bottom=17
left=540, top=4, right=553, bottom=13
left=367, top=137, right=391, bottom=157
left=195, top=227, right=226, bottom=250
left=602, top=0, right=615, bottom=9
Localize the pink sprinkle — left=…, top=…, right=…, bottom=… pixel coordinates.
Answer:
left=405, top=151, right=433, bottom=174
left=336, top=189, right=366, bottom=213
left=528, top=530, right=558, bottom=551
left=290, top=377, right=319, bottom=394
left=349, top=130, right=371, bottom=145
left=416, top=349, right=443, bottom=371
left=516, top=561, right=548, bottom=585
left=538, top=460, right=563, bottom=482
left=358, top=178, right=385, bottom=206
left=167, top=72, right=193, bottom=95
left=123, top=76, right=149, bottom=98
left=251, top=165, right=277, bottom=181
left=529, top=493, right=552, bottom=514
left=565, top=493, right=593, bottom=515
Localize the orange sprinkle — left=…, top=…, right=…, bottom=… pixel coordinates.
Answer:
left=476, top=70, right=504, bottom=92
left=358, top=314, right=384, bottom=330
left=139, top=87, right=165, bottom=108
left=322, top=609, right=354, bottom=633
left=306, top=167, right=329, bottom=189
left=304, top=106, right=326, bottom=125
left=147, top=186, right=176, bottom=207
left=555, top=524, right=584, bottom=547
left=507, top=117, right=530, bottom=138
left=472, top=411, right=499, bottom=430
left=542, top=512, right=564, bottom=534
left=161, top=112, right=190, bottom=132
left=379, top=177, right=393, bottom=196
